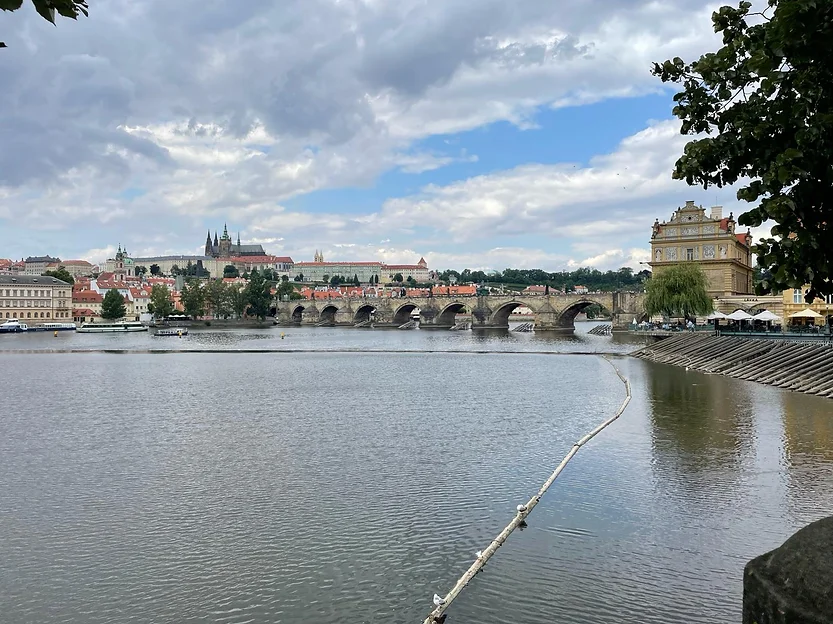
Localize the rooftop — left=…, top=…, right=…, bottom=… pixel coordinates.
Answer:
left=0, top=275, right=70, bottom=285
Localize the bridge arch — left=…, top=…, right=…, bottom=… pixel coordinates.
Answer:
left=291, top=304, right=305, bottom=324
left=436, top=302, right=470, bottom=326
left=354, top=304, right=376, bottom=324
left=490, top=301, right=528, bottom=327
left=393, top=302, right=419, bottom=325
left=319, top=304, right=339, bottom=325
left=556, top=299, right=610, bottom=328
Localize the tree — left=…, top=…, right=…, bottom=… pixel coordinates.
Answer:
left=135, top=265, right=147, bottom=277
left=277, top=280, right=303, bottom=301
left=149, top=284, right=174, bottom=319
left=180, top=279, right=204, bottom=318
left=353, top=274, right=360, bottom=286
left=1, top=0, right=88, bottom=48
left=652, top=0, right=833, bottom=301
left=227, top=284, right=247, bottom=318
left=150, top=264, right=161, bottom=276
left=203, top=279, right=226, bottom=318
left=406, top=275, right=415, bottom=285
left=43, top=266, right=74, bottom=284
left=394, top=272, right=403, bottom=283
left=244, top=268, right=272, bottom=320
left=222, top=264, right=239, bottom=278
left=644, top=264, right=713, bottom=320
left=281, top=274, right=289, bottom=283
left=101, top=288, right=127, bottom=320
left=322, top=274, right=330, bottom=283
left=170, top=264, right=181, bottom=277
left=294, top=273, right=304, bottom=282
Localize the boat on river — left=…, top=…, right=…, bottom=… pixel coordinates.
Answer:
left=0, top=319, right=28, bottom=333
left=77, top=321, right=148, bottom=333
left=28, top=322, right=77, bottom=332
left=154, top=328, right=188, bottom=337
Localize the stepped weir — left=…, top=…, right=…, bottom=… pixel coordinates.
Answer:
left=632, top=334, right=833, bottom=399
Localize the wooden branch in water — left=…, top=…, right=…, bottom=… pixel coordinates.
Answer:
left=422, top=356, right=632, bottom=624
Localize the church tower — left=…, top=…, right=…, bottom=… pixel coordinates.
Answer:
left=213, top=231, right=219, bottom=257
left=219, top=223, right=232, bottom=257
left=205, top=230, right=213, bottom=257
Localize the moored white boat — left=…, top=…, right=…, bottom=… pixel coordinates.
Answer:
left=0, top=319, right=28, bottom=333
left=154, top=328, right=188, bottom=337
left=28, top=322, right=77, bottom=332
left=77, top=321, right=148, bottom=333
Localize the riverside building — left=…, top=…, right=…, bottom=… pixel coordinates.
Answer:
left=649, top=201, right=754, bottom=297
left=0, top=275, right=73, bottom=322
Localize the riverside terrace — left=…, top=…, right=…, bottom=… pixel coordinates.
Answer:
left=273, top=292, right=646, bottom=331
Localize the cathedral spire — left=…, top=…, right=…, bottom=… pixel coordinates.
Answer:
left=223, top=223, right=229, bottom=238
left=237, top=231, right=241, bottom=248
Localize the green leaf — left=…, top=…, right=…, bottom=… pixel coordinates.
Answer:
left=31, top=0, right=56, bottom=24
left=0, top=0, right=24, bottom=11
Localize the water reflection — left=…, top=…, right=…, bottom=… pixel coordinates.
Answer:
left=780, top=390, right=833, bottom=521
left=647, top=362, right=755, bottom=496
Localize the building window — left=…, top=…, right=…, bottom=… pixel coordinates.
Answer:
left=686, top=248, right=694, bottom=261
left=47, top=312, right=50, bottom=318
left=793, top=289, right=804, bottom=304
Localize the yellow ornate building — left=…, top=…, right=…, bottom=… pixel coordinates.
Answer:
left=782, top=287, right=833, bottom=326
left=649, top=201, right=753, bottom=297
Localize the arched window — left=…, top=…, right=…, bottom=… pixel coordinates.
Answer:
left=27, top=312, right=31, bottom=318
left=46, top=312, right=50, bottom=318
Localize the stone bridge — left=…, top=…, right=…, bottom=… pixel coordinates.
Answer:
left=274, top=292, right=645, bottom=332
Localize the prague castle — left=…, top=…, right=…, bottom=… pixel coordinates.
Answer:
left=204, top=224, right=266, bottom=258
left=649, top=201, right=753, bottom=297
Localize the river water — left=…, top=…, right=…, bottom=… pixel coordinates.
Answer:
left=1, top=323, right=831, bottom=624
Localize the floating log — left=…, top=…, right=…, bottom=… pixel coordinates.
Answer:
left=422, top=358, right=632, bottom=624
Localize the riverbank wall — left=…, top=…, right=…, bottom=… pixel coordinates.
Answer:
left=630, top=334, right=833, bottom=399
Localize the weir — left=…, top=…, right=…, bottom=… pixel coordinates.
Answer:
left=631, top=334, right=833, bottom=399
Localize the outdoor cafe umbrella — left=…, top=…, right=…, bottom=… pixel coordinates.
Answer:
left=707, top=311, right=728, bottom=320
left=753, top=310, right=781, bottom=322
left=789, top=308, right=823, bottom=319
left=727, top=310, right=754, bottom=321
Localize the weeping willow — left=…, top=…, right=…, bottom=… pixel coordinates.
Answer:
left=644, top=264, right=713, bottom=320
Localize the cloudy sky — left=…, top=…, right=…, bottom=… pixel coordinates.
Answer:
left=0, top=0, right=760, bottom=271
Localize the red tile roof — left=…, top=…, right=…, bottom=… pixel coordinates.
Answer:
left=295, top=261, right=382, bottom=266
left=73, top=291, right=103, bottom=304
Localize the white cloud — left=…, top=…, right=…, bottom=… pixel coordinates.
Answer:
left=0, top=0, right=753, bottom=271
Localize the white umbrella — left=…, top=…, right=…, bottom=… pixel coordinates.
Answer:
left=707, top=311, right=728, bottom=320
left=789, top=308, right=823, bottom=319
left=727, top=310, right=753, bottom=321
left=753, top=310, right=781, bottom=322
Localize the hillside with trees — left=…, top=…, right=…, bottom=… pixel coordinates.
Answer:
left=436, top=267, right=649, bottom=292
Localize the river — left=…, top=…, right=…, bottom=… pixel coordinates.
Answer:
left=1, top=323, right=831, bottom=623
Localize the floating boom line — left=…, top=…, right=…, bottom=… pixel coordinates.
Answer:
left=422, top=356, right=632, bottom=624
